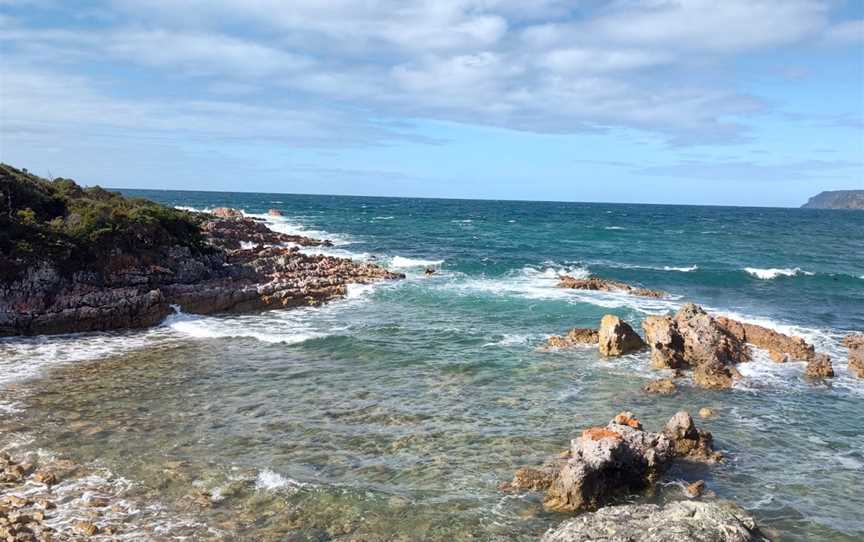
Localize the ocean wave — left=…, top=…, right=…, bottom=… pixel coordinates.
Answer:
left=244, top=211, right=353, bottom=247
left=372, top=216, right=395, bottom=220
left=255, top=469, right=308, bottom=492
left=390, top=256, right=445, bottom=269
left=174, top=205, right=212, bottom=213
left=744, top=267, right=814, bottom=280
left=594, top=261, right=699, bottom=273
left=164, top=309, right=326, bottom=345
left=604, top=226, right=625, bottom=230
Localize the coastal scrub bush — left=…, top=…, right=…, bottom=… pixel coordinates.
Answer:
left=0, top=163, right=212, bottom=282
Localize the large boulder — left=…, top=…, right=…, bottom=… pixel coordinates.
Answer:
left=642, top=315, right=687, bottom=369
left=211, top=207, right=244, bottom=218
left=598, top=315, right=647, bottom=357
left=693, top=360, right=739, bottom=390
left=540, top=500, right=769, bottom=542
left=543, top=412, right=674, bottom=512
left=673, top=304, right=751, bottom=366
left=547, top=327, right=599, bottom=349
left=716, top=317, right=814, bottom=362
left=643, top=379, right=677, bottom=395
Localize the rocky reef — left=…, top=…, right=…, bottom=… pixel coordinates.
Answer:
left=0, top=165, right=402, bottom=336
left=558, top=275, right=666, bottom=298
left=540, top=500, right=769, bottom=542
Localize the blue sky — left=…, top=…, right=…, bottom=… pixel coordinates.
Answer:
left=0, top=0, right=862, bottom=206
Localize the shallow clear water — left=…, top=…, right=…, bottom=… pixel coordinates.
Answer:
left=1, top=193, right=863, bottom=541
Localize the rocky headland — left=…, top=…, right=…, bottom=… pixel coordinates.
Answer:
left=801, top=190, right=864, bottom=210
left=0, top=164, right=402, bottom=336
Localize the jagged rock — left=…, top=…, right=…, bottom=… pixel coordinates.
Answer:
left=663, top=411, right=722, bottom=462
left=543, top=412, right=674, bottom=512
left=558, top=276, right=666, bottom=298
left=642, top=315, right=687, bottom=369
left=843, top=334, right=864, bottom=379
left=540, top=500, right=768, bottom=542
left=598, top=315, right=646, bottom=357
left=547, top=327, right=600, bottom=349
left=716, top=317, right=815, bottom=362
left=673, top=304, right=751, bottom=367
left=267, top=208, right=283, bottom=217
left=643, top=379, right=677, bottom=395
left=805, top=353, right=834, bottom=378
left=211, top=207, right=244, bottom=218
left=201, top=217, right=330, bottom=250
left=842, top=333, right=864, bottom=350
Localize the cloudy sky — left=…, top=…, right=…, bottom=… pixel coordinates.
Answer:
left=1, top=0, right=862, bottom=206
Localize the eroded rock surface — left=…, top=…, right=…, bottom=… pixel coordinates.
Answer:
left=716, top=317, right=814, bottom=362
left=558, top=276, right=665, bottom=298
left=547, top=327, right=600, bottom=349
left=805, top=353, right=834, bottom=378
left=540, top=500, right=769, bottom=542
left=643, top=378, right=677, bottom=395
left=843, top=334, right=864, bottom=379
left=663, top=411, right=722, bottom=462
left=642, top=315, right=687, bottom=369
left=598, top=315, right=647, bottom=357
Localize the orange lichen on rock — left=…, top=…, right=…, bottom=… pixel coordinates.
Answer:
left=613, top=412, right=642, bottom=429
left=582, top=427, right=623, bottom=441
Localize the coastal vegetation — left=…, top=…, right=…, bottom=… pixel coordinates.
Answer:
left=0, top=163, right=209, bottom=282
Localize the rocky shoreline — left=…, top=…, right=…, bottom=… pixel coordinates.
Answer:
left=0, top=208, right=403, bottom=337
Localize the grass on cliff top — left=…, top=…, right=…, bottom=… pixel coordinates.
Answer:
left=0, top=163, right=212, bottom=282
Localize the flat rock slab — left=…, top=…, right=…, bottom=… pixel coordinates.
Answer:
left=540, top=500, right=769, bottom=542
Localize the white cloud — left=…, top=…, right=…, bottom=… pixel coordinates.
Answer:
left=823, top=19, right=864, bottom=44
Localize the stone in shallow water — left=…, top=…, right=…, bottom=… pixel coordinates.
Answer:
left=540, top=500, right=769, bottom=542
left=598, top=315, right=646, bottom=357
left=805, top=354, right=834, bottom=378
left=643, top=378, right=677, bottom=395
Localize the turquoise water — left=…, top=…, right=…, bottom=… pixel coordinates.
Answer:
left=1, top=192, right=863, bottom=541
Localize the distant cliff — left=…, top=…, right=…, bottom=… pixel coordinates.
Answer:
left=801, top=190, right=864, bottom=210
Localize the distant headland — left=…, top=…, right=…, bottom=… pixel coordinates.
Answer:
left=801, top=190, right=864, bottom=209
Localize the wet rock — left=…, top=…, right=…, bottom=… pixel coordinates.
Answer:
left=805, top=353, right=834, bottom=378
left=267, top=208, right=283, bottom=217
left=693, top=360, right=737, bottom=390
left=716, top=317, right=815, bottom=362
left=1, top=495, right=28, bottom=508
left=424, top=267, right=436, bottom=276
left=546, top=328, right=600, bottom=349
left=499, top=467, right=557, bottom=492
left=843, top=334, right=864, bottom=379
left=598, top=315, right=647, bottom=357
left=663, top=411, right=722, bottom=462
left=698, top=408, right=716, bottom=419
left=841, top=333, right=864, bottom=350
left=686, top=480, right=706, bottom=498
left=558, top=276, right=665, bottom=298
left=73, top=521, right=99, bottom=536
left=540, top=500, right=768, bottom=542
left=32, top=470, right=57, bottom=486
left=211, top=207, right=244, bottom=218
left=543, top=412, right=674, bottom=512
left=643, top=379, right=677, bottom=395
left=642, top=315, right=687, bottom=369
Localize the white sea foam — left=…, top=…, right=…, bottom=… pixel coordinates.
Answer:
left=604, top=226, right=625, bottom=230
left=164, top=310, right=325, bottom=345
left=255, top=469, right=307, bottom=492
left=372, top=216, right=395, bottom=220
left=173, top=205, right=211, bottom=213
left=662, top=265, right=699, bottom=272
left=595, top=261, right=699, bottom=273
left=389, top=256, right=445, bottom=269
left=744, top=267, right=814, bottom=280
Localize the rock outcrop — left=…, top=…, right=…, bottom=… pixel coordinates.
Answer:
left=543, top=412, right=675, bottom=513
left=642, top=315, right=687, bottom=369
left=804, top=353, right=834, bottom=378
left=843, top=334, right=864, bottom=378
left=546, top=327, right=599, bottom=349
left=1, top=210, right=401, bottom=336
left=558, top=275, right=665, bottom=298
left=716, top=317, right=814, bottom=362
left=540, top=500, right=769, bottom=542
left=598, top=315, right=647, bottom=357
left=643, top=378, right=677, bottom=395
left=211, top=207, right=245, bottom=218
left=801, top=190, right=864, bottom=210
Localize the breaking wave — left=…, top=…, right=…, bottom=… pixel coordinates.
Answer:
left=744, top=267, right=814, bottom=280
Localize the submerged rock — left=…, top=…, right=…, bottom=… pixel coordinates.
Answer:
left=558, top=275, right=666, bottom=298
left=540, top=500, right=769, bottom=542
left=805, top=354, right=834, bottom=378
left=642, top=379, right=677, bottom=395
left=698, top=407, right=716, bottom=419
left=499, top=467, right=558, bottom=492
left=546, top=327, right=600, bottom=349
left=598, top=315, right=647, bottom=357
left=543, top=412, right=674, bottom=512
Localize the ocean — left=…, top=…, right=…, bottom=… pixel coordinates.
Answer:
left=1, top=191, right=863, bottom=541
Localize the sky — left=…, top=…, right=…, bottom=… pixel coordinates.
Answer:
left=0, top=0, right=862, bottom=206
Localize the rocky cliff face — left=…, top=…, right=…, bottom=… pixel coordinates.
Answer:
left=801, top=190, right=864, bottom=209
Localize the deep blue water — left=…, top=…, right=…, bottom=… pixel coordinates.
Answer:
left=1, top=191, right=862, bottom=541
